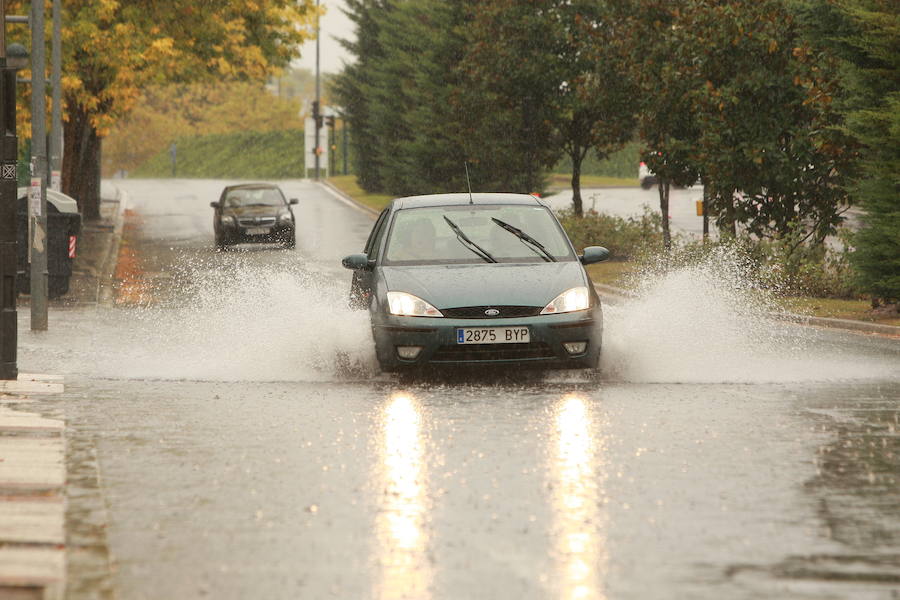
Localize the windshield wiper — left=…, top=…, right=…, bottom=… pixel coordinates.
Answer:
left=491, top=218, right=557, bottom=262
left=443, top=216, right=497, bottom=263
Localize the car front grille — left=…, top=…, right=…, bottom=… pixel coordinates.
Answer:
left=440, top=305, right=543, bottom=319
left=430, top=342, right=556, bottom=362
left=237, top=217, right=276, bottom=227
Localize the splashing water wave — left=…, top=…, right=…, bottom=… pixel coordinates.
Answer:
left=100, top=262, right=378, bottom=382
left=600, top=250, right=898, bottom=384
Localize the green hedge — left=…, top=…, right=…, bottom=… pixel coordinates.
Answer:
left=133, top=129, right=309, bottom=179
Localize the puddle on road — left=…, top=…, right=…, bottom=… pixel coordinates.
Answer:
left=19, top=244, right=899, bottom=386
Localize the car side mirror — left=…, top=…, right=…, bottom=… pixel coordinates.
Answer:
left=579, top=246, right=610, bottom=265
left=289, top=198, right=299, bottom=205
left=342, top=253, right=375, bottom=270
left=210, top=201, right=221, bottom=209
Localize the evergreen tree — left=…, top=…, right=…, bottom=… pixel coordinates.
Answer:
left=833, top=1, right=900, bottom=303
left=332, top=0, right=393, bottom=193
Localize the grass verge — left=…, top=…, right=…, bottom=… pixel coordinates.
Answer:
left=327, top=175, right=393, bottom=213
left=547, top=173, right=638, bottom=190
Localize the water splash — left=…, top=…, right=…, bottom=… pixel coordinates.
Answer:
left=600, top=247, right=898, bottom=384
left=102, top=260, right=378, bottom=381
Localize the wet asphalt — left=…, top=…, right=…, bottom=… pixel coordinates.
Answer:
left=16, top=179, right=900, bottom=599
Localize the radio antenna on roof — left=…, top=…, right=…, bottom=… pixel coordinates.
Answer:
left=464, top=162, right=474, bottom=205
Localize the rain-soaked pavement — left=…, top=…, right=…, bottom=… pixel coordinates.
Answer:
left=15, top=179, right=900, bottom=599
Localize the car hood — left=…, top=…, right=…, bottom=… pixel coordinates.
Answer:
left=381, top=262, right=587, bottom=309
left=225, top=205, right=284, bottom=217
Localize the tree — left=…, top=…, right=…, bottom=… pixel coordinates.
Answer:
left=623, top=0, right=854, bottom=251
left=802, top=0, right=900, bottom=303
left=332, top=0, right=392, bottom=193
left=619, top=0, right=700, bottom=249
left=56, top=0, right=315, bottom=219
left=462, top=0, right=636, bottom=212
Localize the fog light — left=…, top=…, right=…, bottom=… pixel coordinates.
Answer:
left=563, top=341, right=588, bottom=355
left=396, top=346, right=423, bottom=360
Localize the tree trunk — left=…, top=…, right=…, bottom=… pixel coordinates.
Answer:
left=571, top=149, right=584, bottom=217
left=702, top=185, right=709, bottom=243
left=62, top=104, right=101, bottom=221
left=718, top=191, right=737, bottom=237
left=658, top=178, right=671, bottom=251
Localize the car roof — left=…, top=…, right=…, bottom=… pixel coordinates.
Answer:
left=392, top=193, right=544, bottom=210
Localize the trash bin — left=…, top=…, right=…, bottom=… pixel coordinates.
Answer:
left=16, top=187, right=82, bottom=298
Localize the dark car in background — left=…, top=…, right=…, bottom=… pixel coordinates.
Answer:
left=342, top=193, right=610, bottom=372
left=211, top=183, right=298, bottom=249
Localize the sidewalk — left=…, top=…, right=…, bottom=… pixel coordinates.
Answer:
left=0, top=183, right=127, bottom=599
left=0, top=375, right=67, bottom=600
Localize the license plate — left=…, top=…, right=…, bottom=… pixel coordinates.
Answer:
left=246, top=227, right=270, bottom=235
left=456, top=327, right=530, bottom=344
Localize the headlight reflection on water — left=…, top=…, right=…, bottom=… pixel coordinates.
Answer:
left=375, top=392, right=431, bottom=600
left=552, top=394, right=607, bottom=600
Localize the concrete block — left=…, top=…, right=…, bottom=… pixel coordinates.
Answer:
left=0, top=498, right=65, bottom=545
left=0, top=548, right=65, bottom=600
left=0, top=438, right=65, bottom=490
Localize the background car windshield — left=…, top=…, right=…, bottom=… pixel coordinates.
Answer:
left=224, top=188, right=284, bottom=207
left=384, top=204, right=575, bottom=265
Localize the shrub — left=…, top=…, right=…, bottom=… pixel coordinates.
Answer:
left=557, top=207, right=662, bottom=261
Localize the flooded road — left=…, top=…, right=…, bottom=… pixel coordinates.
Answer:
left=17, top=179, right=900, bottom=599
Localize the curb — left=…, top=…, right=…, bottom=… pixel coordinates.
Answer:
left=318, top=180, right=379, bottom=219
left=594, top=282, right=900, bottom=337
left=0, top=375, right=67, bottom=600
left=97, top=186, right=129, bottom=307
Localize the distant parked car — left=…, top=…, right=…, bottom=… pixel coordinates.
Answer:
left=639, top=162, right=657, bottom=189
left=210, top=183, right=297, bottom=249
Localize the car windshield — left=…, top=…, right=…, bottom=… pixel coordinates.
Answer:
left=383, top=204, right=575, bottom=265
left=223, top=188, right=284, bottom=208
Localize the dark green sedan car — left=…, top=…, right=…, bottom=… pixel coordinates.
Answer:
left=343, top=193, right=610, bottom=372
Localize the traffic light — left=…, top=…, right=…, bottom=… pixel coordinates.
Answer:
left=325, top=115, right=335, bottom=128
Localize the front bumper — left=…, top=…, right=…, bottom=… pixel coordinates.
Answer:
left=371, top=307, right=602, bottom=371
left=221, top=222, right=294, bottom=244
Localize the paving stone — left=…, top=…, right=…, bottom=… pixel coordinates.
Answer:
left=0, top=438, right=65, bottom=490
left=0, top=548, right=65, bottom=600
left=0, top=498, right=65, bottom=544
left=0, top=382, right=63, bottom=395
left=0, top=408, right=64, bottom=434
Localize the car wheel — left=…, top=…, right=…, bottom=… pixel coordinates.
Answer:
left=640, top=179, right=653, bottom=190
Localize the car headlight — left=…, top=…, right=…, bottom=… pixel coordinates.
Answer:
left=387, top=291, right=443, bottom=317
left=278, top=212, right=293, bottom=223
left=540, top=286, right=590, bottom=314
left=220, top=215, right=236, bottom=225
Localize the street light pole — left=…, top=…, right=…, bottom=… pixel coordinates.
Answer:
left=313, top=0, right=320, bottom=181
left=49, top=0, right=61, bottom=192
left=0, top=0, right=19, bottom=378
left=29, top=0, right=48, bottom=331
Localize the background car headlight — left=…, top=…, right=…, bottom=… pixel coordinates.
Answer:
left=540, top=286, right=590, bottom=314
left=278, top=212, right=293, bottom=223
left=387, top=291, right=443, bottom=317
left=220, top=215, right=236, bottom=225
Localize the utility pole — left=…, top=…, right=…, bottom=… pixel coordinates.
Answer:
left=29, top=0, right=48, bottom=331
left=313, top=0, right=320, bottom=181
left=48, top=0, right=61, bottom=192
left=0, top=0, right=19, bottom=378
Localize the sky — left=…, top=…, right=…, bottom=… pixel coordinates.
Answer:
left=294, top=0, right=355, bottom=75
